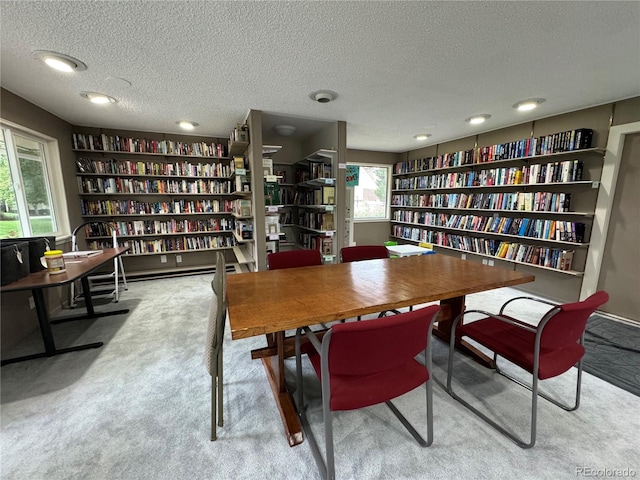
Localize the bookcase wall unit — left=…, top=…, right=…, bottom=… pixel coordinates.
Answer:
left=72, top=129, right=247, bottom=276
left=292, top=149, right=338, bottom=262
left=392, top=127, right=606, bottom=292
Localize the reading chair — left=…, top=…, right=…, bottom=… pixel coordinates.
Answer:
left=295, top=304, right=441, bottom=480
left=204, top=251, right=227, bottom=441
left=267, top=249, right=323, bottom=270
left=69, top=220, right=128, bottom=307
left=446, top=291, right=609, bottom=448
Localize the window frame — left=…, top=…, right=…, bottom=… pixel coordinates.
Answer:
left=348, top=162, right=392, bottom=223
left=1, top=119, right=70, bottom=240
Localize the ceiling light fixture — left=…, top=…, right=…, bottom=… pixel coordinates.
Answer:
left=275, top=125, right=296, bottom=136
left=177, top=121, right=199, bottom=130
left=32, top=50, right=87, bottom=72
left=309, top=90, right=338, bottom=103
left=513, top=98, right=545, bottom=112
left=414, top=134, right=431, bottom=141
left=80, top=92, right=117, bottom=104
left=466, top=114, right=491, bottom=125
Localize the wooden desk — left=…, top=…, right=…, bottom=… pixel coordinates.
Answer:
left=1, top=247, right=130, bottom=366
left=227, top=254, right=534, bottom=447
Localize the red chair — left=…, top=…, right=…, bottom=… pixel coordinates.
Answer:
left=295, top=304, right=440, bottom=479
left=446, top=291, right=609, bottom=448
left=340, top=245, right=389, bottom=263
left=267, top=249, right=323, bottom=270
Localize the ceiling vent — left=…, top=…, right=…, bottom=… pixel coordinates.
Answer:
left=309, top=90, right=338, bottom=103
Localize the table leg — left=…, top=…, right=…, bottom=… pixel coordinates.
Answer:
left=433, top=296, right=494, bottom=368
left=260, top=331, right=304, bottom=447
left=1, top=288, right=103, bottom=366
left=50, top=275, right=129, bottom=325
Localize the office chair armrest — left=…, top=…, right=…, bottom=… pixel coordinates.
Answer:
left=297, top=326, right=323, bottom=355
left=452, top=309, right=538, bottom=335
left=498, top=296, right=557, bottom=315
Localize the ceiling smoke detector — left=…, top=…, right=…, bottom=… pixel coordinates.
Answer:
left=310, top=90, right=338, bottom=103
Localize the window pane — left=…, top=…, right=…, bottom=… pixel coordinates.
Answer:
left=0, top=131, right=23, bottom=238
left=353, top=165, right=389, bottom=220
left=15, top=134, right=56, bottom=235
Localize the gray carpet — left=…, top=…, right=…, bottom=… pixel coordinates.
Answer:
left=583, top=314, right=640, bottom=397
left=1, top=277, right=638, bottom=480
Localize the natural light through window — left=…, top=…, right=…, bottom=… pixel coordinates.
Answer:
left=351, top=164, right=391, bottom=221
left=0, top=124, right=61, bottom=239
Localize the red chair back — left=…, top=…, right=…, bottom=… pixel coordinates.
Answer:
left=340, top=245, right=389, bottom=263
left=267, top=249, right=323, bottom=270
left=540, top=291, right=609, bottom=349
left=327, top=305, right=440, bottom=376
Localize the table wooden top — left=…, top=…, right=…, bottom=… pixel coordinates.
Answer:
left=0, top=247, right=129, bottom=292
left=227, top=254, right=534, bottom=339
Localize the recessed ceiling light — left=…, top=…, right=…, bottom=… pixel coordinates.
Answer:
left=513, top=98, right=545, bottom=112
left=177, top=121, right=199, bottom=130
left=80, top=92, right=117, bottom=104
left=414, top=134, right=431, bottom=141
left=275, top=125, right=296, bottom=136
left=32, top=50, right=87, bottom=72
left=466, top=114, right=491, bottom=125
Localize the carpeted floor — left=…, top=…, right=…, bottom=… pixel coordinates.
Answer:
left=583, top=314, right=640, bottom=396
left=1, top=276, right=638, bottom=480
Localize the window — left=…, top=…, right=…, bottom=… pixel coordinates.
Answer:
left=350, top=164, right=391, bottom=221
left=0, top=123, right=66, bottom=239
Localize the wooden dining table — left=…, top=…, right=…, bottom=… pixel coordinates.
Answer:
left=226, top=253, right=534, bottom=447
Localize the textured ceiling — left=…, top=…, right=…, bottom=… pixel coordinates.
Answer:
left=1, top=1, right=639, bottom=153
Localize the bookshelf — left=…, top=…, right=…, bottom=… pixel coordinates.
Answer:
left=390, top=130, right=604, bottom=276
left=72, top=131, right=249, bottom=274
left=293, top=149, right=338, bottom=262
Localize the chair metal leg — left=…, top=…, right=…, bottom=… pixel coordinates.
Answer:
left=217, top=348, right=224, bottom=427
left=119, top=256, right=128, bottom=290
left=447, top=331, right=537, bottom=448
left=210, top=363, right=217, bottom=441
left=494, top=356, right=582, bottom=412
left=385, top=400, right=428, bottom=447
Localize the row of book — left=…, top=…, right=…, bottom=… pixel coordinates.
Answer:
left=299, top=233, right=333, bottom=255
left=393, top=128, right=594, bottom=174
left=391, top=191, right=572, bottom=213
left=392, top=210, right=586, bottom=242
left=80, top=199, right=235, bottom=216
left=76, top=157, right=232, bottom=178
left=298, top=212, right=335, bottom=231
left=235, top=221, right=253, bottom=240
left=391, top=226, right=576, bottom=271
left=295, top=161, right=333, bottom=183
left=88, top=235, right=235, bottom=255
left=78, top=177, right=233, bottom=195
left=84, top=218, right=234, bottom=238
left=232, top=199, right=252, bottom=217
left=394, top=161, right=584, bottom=190
left=72, top=133, right=227, bottom=157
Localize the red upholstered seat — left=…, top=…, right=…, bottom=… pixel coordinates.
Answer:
left=267, top=249, right=322, bottom=270
left=340, top=245, right=389, bottom=263
left=458, top=315, right=585, bottom=380
left=307, top=311, right=431, bottom=411
left=447, top=290, right=609, bottom=449
left=296, top=304, right=440, bottom=479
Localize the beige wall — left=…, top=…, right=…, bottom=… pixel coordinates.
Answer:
left=1, top=88, right=75, bottom=351
left=597, top=132, right=640, bottom=321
